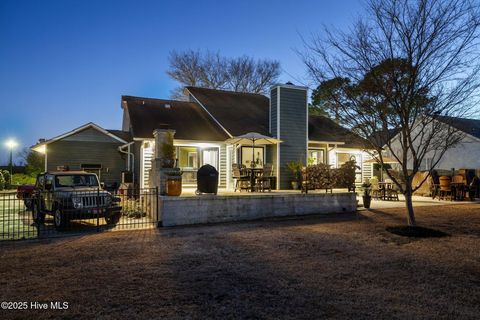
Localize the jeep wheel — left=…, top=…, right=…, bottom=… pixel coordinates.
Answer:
left=24, top=199, right=33, bottom=211
left=54, top=208, right=67, bottom=231
left=105, top=212, right=121, bottom=225
left=32, top=203, right=45, bottom=224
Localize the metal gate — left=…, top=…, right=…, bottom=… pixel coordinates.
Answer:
left=0, top=188, right=158, bottom=241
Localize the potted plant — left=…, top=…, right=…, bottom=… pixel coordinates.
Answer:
left=165, top=170, right=183, bottom=196
left=287, top=161, right=303, bottom=190
left=161, top=131, right=176, bottom=168
left=361, top=180, right=372, bottom=209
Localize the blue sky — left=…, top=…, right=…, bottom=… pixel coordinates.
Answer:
left=0, top=0, right=363, bottom=164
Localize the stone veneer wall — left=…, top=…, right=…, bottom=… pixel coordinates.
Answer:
left=159, top=192, right=356, bottom=227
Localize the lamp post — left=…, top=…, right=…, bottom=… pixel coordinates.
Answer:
left=5, top=139, right=18, bottom=186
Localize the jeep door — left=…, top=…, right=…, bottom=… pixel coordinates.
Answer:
left=35, top=174, right=46, bottom=210
left=44, top=175, right=54, bottom=211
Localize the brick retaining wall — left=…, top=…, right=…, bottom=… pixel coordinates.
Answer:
left=159, top=193, right=356, bottom=227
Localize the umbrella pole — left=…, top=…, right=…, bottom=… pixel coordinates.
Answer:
left=252, top=139, right=255, bottom=168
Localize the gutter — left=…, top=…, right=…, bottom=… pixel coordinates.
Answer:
left=118, top=141, right=135, bottom=184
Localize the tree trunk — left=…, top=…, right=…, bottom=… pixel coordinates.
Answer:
left=404, top=187, right=416, bottom=226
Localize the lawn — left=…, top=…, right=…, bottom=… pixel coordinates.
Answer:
left=0, top=194, right=37, bottom=240
left=0, top=204, right=479, bottom=319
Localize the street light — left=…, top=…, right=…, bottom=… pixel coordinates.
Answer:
left=5, top=139, right=18, bottom=186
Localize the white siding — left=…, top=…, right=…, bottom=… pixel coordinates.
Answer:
left=141, top=143, right=154, bottom=189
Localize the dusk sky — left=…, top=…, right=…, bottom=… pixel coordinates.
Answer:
left=0, top=0, right=363, bottom=165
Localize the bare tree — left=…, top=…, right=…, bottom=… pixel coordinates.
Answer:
left=300, top=0, right=480, bottom=226
left=167, top=50, right=281, bottom=97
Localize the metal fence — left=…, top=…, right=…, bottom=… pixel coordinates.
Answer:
left=0, top=188, right=158, bottom=241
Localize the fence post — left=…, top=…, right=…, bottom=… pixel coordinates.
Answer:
left=155, top=186, right=160, bottom=227
left=96, top=188, right=100, bottom=232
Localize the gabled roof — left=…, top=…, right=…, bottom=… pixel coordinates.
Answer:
left=122, top=96, right=229, bottom=141
left=185, top=86, right=270, bottom=136
left=32, top=122, right=130, bottom=152
left=106, top=129, right=133, bottom=142
left=370, top=128, right=400, bottom=146
left=435, top=116, right=480, bottom=140
left=308, top=115, right=369, bottom=149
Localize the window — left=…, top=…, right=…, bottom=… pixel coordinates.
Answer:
left=178, top=147, right=199, bottom=169
left=55, top=174, right=99, bottom=188
left=308, top=149, right=325, bottom=165
left=424, top=157, right=433, bottom=171
left=241, top=147, right=264, bottom=168
left=202, top=148, right=219, bottom=169
left=177, top=147, right=199, bottom=185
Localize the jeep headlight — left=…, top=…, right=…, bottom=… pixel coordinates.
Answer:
left=105, top=195, right=112, bottom=205
left=72, top=197, right=83, bottom=209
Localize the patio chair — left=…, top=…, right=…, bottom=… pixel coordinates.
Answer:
left=430, top=170, right=440, bottom=199
left=386, top=185, right=400, bottom=201
left=439, top=176, right=452, bottom=201
left=452, top=174, right=466, bottom=200
left=232, top=164, right=250, bottom=192
left=255, top=163, right=274, bottom=192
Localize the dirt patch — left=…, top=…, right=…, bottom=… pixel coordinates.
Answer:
left=0, top=204, right=479, bottom=319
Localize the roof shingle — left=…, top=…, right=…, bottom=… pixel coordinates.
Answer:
left=308, top=115, right=368, bottom=148
left=122, top=96, right=229, bottom=141
left=186, top=87, right=270, bottom=136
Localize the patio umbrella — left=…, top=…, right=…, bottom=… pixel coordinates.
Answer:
left=225, top=132, right=282, bottom=168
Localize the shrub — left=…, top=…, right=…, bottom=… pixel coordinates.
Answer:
left=1, top=170, right=11, bottom=189
left=12, top=173, right=37, bottom=186
left=336, top=160, right=359, bottom=189
left=161, top=131, right=176, bottom=160
left=0, top=171, right=5, bottom=190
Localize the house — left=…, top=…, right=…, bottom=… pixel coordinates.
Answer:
left=386, top=116, right=480, bottom=172
left=32, top=83, right=372, bottom=190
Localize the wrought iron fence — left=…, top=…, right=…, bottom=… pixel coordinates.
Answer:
left=0, top=188, right=158, bottom=241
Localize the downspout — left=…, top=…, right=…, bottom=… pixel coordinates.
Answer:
left=118, top=141, right=135, bottom=185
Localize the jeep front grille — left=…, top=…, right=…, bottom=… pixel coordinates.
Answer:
left=81, top=196, right=107, bottom=208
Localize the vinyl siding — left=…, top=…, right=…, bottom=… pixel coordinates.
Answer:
left=219, top=144, right=227, bottom=188
left=63, top=127, right=120, bottom=143
left=278, top=87, right=307, bottom=189
left=47, top=140, right=126, bottom=185
left=270, top=88, right=278, bottom=137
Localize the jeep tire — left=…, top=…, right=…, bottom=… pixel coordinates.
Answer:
left=105, top=212, right=121, bottom=225
left=54, top=208, right=67, bottom=231
left=32, top=202, right=45, bottom=224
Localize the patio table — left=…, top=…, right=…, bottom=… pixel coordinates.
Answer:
left=246, top=168, right=264, bottom=192
left=378, top=182, right=395, bottom=200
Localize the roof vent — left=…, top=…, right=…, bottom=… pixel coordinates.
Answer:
left=165, top=104, right=171, bottom=109
left=286, top=81, right=294, bottom=85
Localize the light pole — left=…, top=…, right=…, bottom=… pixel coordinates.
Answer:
left=5, top=139, right=18, bottom=186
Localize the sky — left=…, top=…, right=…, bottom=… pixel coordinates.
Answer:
left=0, top=0, right=363, bottom=165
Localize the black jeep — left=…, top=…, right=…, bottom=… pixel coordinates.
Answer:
left=31, top=171, right=122, bottom=230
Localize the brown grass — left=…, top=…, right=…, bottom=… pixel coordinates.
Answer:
left=1, top=204, right=479, bottom=319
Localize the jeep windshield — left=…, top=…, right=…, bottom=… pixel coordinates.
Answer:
left=54, top=174, right=99, bottom=188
